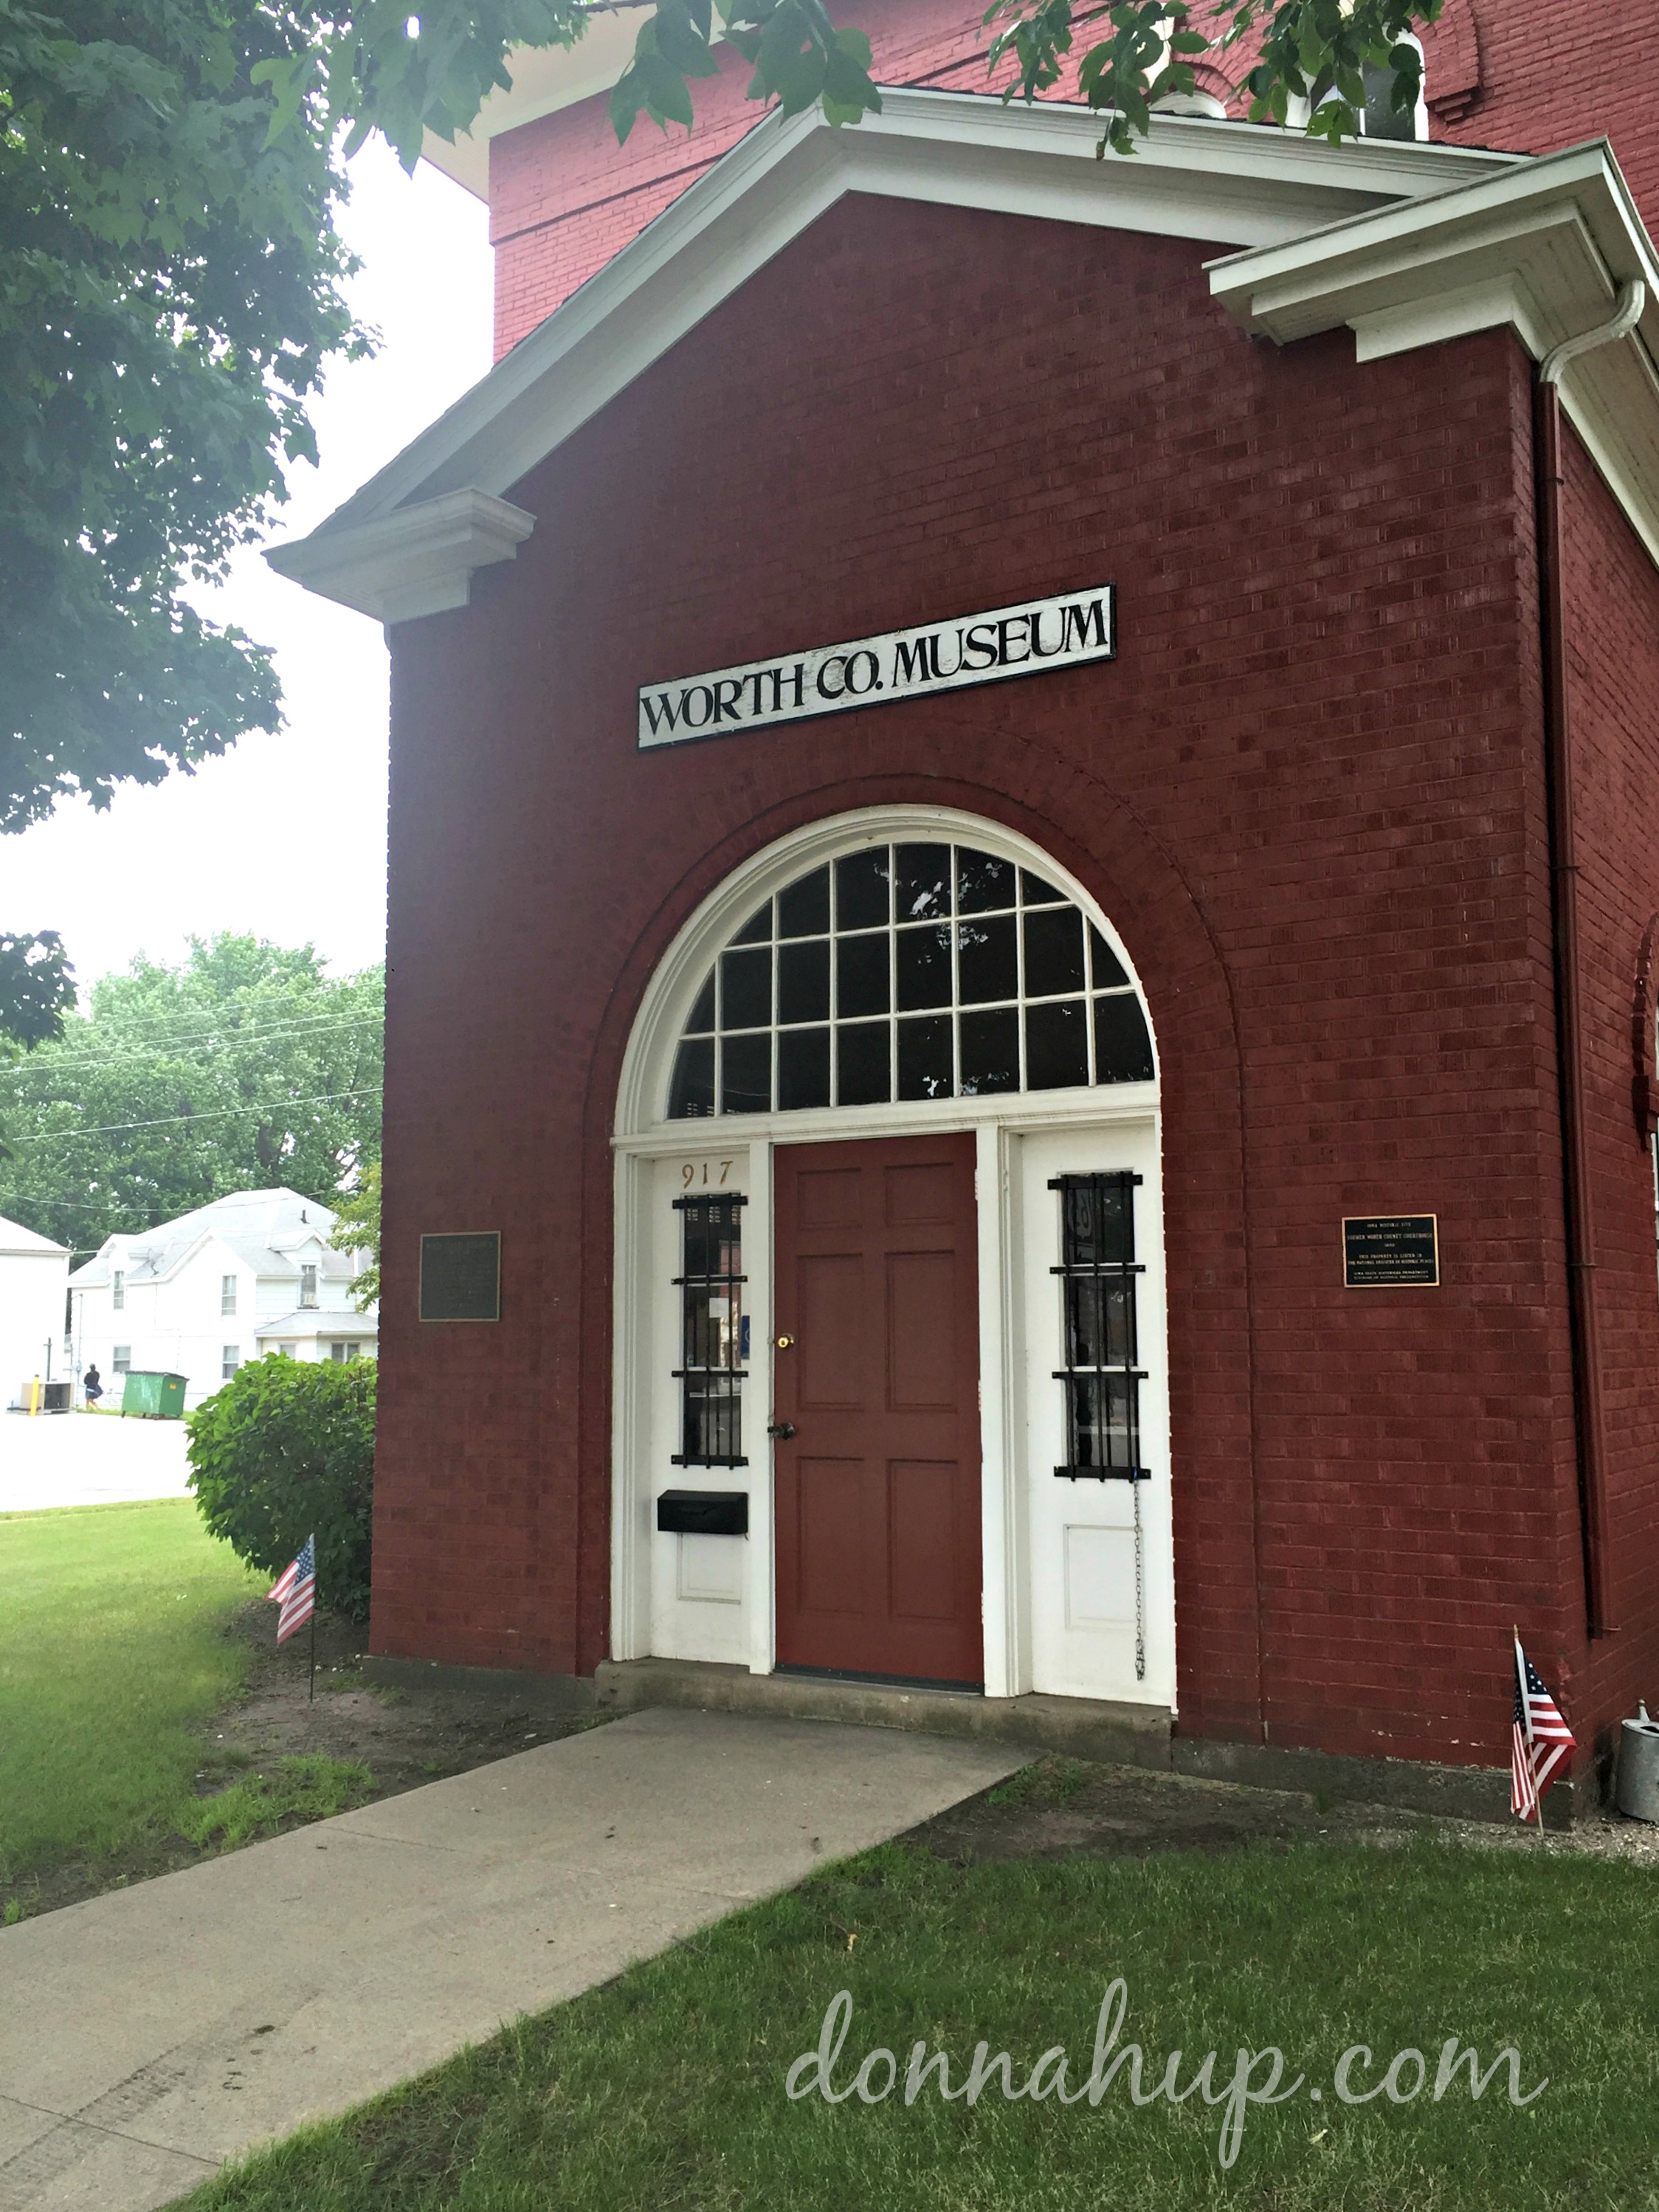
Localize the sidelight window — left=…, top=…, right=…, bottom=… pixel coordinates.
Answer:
left=669, top=842, right=1153, bottom=1117
left=1052, top=1170, right=1149, bottom=1681
left=672, top=1194, right=747, bottom=1468
left=1051, top=1173, right=1148, bottom=1483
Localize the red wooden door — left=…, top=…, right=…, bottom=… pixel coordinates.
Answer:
left=773, top=1133, right=983, bottom=1687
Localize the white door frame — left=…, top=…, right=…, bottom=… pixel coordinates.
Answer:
left=608, top=804, right=1167, bottom=1703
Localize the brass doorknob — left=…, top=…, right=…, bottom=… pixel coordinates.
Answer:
left=775, top=1334, right=795, bottom=1349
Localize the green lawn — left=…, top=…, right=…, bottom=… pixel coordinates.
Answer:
left=0, top=1497, right=261, bottom=1879
left=184, top=1833, right=1659, bottom=2211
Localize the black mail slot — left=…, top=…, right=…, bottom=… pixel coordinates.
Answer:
left=657, top=1489, right=749, bottom=1537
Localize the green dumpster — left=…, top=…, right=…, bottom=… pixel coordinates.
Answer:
left=120, top=1370, right=187, bottom=1419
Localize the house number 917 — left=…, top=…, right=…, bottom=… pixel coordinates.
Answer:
left=680, top=1160, right=737, bottom=1188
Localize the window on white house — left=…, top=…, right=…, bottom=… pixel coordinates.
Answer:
left=299, top=1263, right=318, bottom=1309
left=113, top=1346, right=131, bottom=1373
left=221, top=1274, right=237, bottom=1317
left=669, top=844, right=1153, bottom=1117
left=278, top=1342, right=298, bottom=1358
left=329, top=1342, right=356, bottom=1363
left=221, top=1345, right=241, bottom=1379
left=112, top=1269, right=125, bottom=1311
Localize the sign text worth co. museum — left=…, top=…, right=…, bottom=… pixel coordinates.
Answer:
left=637, top=585, right=1116, bottom=748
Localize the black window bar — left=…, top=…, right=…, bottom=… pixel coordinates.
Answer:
left=1050, top=1171, right=1147, bottom=1681
left=1050, top=1171, right=1148, bottom=1483
left=672, top=1194, right=748, bottom=1468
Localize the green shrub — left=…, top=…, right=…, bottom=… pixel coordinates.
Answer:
left=186, top=1357, right=376, bottom=1619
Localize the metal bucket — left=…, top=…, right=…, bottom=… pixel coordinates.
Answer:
left=1616, top=1709, right=1659, bottom=1822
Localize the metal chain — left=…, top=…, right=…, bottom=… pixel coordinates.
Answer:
left=1133, top=1471, right=1145, bottom=1681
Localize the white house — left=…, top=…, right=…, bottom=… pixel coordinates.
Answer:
left=69, top=1188, right=377, bottom=1409
left=1, top=1213, right=71, bottom=1411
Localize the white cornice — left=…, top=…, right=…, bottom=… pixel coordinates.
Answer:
left=267, top=93, right=1517, bottom=623
left=1208, top=139, right=1659, bottom=563
left=264, top=486, right=535, bottom=625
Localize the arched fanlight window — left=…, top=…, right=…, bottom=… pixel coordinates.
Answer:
left=1361, top=35, right=1426, bottom=140
left=668, top=840, right=1153, bottom=1118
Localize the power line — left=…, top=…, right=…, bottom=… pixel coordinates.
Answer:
left=10, top=1011, right=382, bottom=1075
left=8, top=1086, right=384, bottom=1146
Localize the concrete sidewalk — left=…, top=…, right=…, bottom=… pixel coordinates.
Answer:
left=0, top=1416, right=190, bottom=1514
left=0, top=1708, right=1021, bottom=2212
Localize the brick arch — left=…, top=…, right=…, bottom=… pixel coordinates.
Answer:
left=1632, top=913, right=1659, bottom=1142
left=1189, top=59, right=1240, bottom=111
left=569, top=745, right=1268, bottom=1743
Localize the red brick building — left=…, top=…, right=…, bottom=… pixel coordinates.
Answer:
left=273, top=7, right=1659, bottom=1808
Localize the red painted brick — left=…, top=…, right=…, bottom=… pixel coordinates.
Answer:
left=371, top=195, right=1659, bottom=1775
left=485, top=0, right=1659, bottom=359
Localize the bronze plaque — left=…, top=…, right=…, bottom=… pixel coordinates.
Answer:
left=419, top=1232, right=501, bottom=1321
left=1342, top=1215, right=1439, bottom=1289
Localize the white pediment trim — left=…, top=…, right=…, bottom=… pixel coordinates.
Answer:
left=266, top=90, right=1516, bottom=622
left=264, top=486, right=535, bottom=625
left=1207, top=139, right=1659, bottom=565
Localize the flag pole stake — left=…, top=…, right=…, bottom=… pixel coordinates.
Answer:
left=309, top=1607, right=316, bottom=1703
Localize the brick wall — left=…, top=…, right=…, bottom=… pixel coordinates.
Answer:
left=368, top=197, right=1657, bottom=1768
left=1556, top=428, right=1659, bottom=1757
left=1426, top=0, right=1659, bottom=238
left=487, top=0, right=1658, bottom=358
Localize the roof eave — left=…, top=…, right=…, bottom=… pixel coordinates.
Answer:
left=266, top=92, right=1520, bottom=624
left=1207, top=137, right=1659, bottom=565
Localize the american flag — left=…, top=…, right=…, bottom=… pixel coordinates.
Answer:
left=268, top=1536, right=316, bottom=1644
left=1511, top=1633, right=1574, bottom=1823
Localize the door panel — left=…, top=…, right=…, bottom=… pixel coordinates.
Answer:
left=773, top=1132, right=982, bottom=1686
left=794, top=1458, right=866, bottom=1617
left=797, top=1255, right=864, bottom=1407
left=888, top=1462, right=959, bottom=1621
left=886, top=1252, right=957, bottom=1408
left=884, top=1162, right=956, bottom=1225
left=798, top=1166, right=863, bottom=1229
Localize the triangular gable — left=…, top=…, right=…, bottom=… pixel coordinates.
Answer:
left=266, top=89, right=1517, bottom=622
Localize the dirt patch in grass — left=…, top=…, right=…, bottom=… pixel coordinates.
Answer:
left=906, top=1753, right=1659, bottom=1867
left=2, top=1602, right=607, bottom=1921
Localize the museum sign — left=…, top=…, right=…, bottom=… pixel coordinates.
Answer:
left=637, top=584, right=1116, bottom=749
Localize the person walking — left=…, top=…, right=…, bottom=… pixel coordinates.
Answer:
left=82, top=1362, right=103, bottom=1410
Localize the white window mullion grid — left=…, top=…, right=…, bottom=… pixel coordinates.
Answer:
left=948, top=857, right=962, bottom=1100
left=1085, top=921, right=1098, bottom=1087
left=1015, top=876, right=1029, bottom=1092
left=677, top=828, right=1149, bottom=1125
left=888, top=878, right=899, bottom=1104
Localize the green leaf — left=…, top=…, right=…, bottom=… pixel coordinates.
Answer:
left=772, top=42, right=826, bottom=114
left=753, top=0, right=811, bottom=90
left=608, top=67, right=646, bottom=142
left=633, top=49, right=697, bottom=126
left=822, top=45, right=877, bottom=113
left=653, top=0, right=720, bottom=78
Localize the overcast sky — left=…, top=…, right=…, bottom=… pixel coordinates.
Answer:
left=5, top=145, right=494, bottom=996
